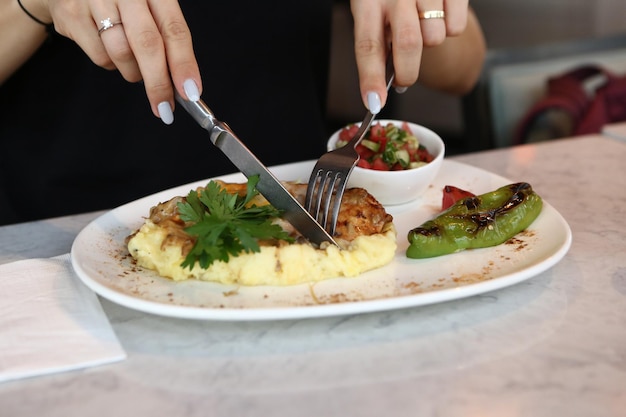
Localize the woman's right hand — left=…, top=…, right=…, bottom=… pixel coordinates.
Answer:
left=34, top=0, right=202, bottom=124
left=350, top=0, right=473, bottom=114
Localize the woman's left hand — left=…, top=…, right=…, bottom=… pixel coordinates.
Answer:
left=350, top=0, right=469, bottom=113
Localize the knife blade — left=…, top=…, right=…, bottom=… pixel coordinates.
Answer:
left=175, top=92, right=338, bottom=247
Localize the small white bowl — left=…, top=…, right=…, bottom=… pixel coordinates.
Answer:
left=327, top=119, right=445, bottom=205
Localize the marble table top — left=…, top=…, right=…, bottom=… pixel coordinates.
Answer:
left=1, top=134, right=625, bottom=417
left=602, top=121, right=626, bottom=142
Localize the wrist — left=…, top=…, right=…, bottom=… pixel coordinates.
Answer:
left=17, top=0, right=52, bottom=27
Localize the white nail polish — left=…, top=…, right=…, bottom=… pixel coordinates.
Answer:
left=183, top=79, right=200, bottom=102
left=395, top=86, right=408, bottom=94
left=158, top=101, right=174, bottom=125
left=367, top=91, right=381, bottom=115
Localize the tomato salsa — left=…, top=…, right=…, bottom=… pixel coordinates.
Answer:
left=335, top=122, right=435, bottom=171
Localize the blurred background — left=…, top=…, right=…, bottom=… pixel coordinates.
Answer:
left=325, top=0, right=626, bottom=155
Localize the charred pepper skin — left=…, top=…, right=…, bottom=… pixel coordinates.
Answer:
left=406, top=182, right=543, bottom=259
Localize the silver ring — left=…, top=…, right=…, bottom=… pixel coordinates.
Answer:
left=419, top=10, right=445, bottom=19
left=97, top=18, right=122, bottom=35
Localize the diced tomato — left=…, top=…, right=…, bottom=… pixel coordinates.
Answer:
left=371, top=157, right=389, bottom=171
left=441, top=185, right=476, bottom=211
left=369, top=123, right=385, bottom=140
left=377, top=137, right=388, bottom=151
left=401, top=122, right=413, bottom=135
left=355, top=144, right=375, bottom=160
left=339, top=124, right=359, bottom=142
left=416, top=147, right=433, bottom=163
left=357, top=159, right=371, bottom=169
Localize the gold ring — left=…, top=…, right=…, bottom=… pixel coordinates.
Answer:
left=97, top=18, right=122, bottom=35
left=419, top=10, right=445, bottom=19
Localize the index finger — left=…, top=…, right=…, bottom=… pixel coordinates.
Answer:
left=351, top=1, right=388, bottom=112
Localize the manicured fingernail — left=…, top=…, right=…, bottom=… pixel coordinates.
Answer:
left=183, top=78, right=200, bottom=102
left=395, top=86, right=408, bottom=94
left=158, top=101, right=174, bottom=125
left=367, top=91, right=381, bottom=114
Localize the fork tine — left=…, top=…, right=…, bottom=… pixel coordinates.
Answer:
left=318, top=171, right=338, bottom=231
left=304, top=169, right=320, bottom=213
left=313, top=171, right=334, bottom=225
left=305, top=168, right=328, bottom=216
left=326, top=173, right=349, bottom=236
left=308, top=169, right=350, bottom=236
left=305, top=167, right=339, bottom=234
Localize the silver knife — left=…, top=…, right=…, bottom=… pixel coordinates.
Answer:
left=175, top=92, right=338, bottom=247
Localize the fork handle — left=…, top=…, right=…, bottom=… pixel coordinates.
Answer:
left=346, top=112, right=376, bottom=150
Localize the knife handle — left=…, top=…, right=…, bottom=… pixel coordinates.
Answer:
left=174, top=90, right=218, bottom=134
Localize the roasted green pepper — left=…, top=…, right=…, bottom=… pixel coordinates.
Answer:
left=406, top=182, right=543, bottom=259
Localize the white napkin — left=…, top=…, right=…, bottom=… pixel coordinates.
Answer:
left=0, top=254, right=126, bottom=383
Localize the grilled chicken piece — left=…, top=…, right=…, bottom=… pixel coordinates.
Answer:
left=216, top=181, right=392, bottom=241
left=130, top=181, right=393, bottom=253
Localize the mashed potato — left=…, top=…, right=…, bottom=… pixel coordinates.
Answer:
left=128, top=220, right=396, bottom=286
left=127, top=182, right=397, bottom=286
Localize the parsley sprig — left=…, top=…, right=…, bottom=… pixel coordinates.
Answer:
left=177, top=175, right=294, bottom=270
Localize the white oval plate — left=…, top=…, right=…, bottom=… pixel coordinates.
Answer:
left=71, top=160, right=572, bottom=321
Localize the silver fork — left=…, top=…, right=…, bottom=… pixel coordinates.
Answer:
left=304, top=62, right=395, bottom=236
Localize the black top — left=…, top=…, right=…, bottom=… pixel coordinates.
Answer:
left=0, top=1, right=332, bottom=225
